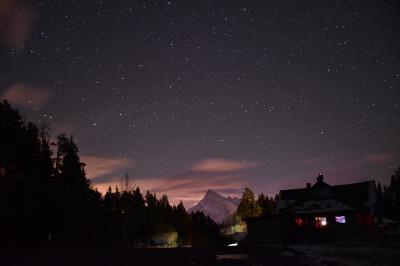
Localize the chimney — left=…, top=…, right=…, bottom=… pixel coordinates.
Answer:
left=306, top=183, right=311, bottom=189
left=317, top=174, right=324, bottom=183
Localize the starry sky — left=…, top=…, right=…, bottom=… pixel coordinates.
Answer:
left=1, top=0, right=399, bottom=207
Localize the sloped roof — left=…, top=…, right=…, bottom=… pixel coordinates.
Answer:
left=278, top=175, right=376, bottom=213
left=333, top=181, right=372, bottom=206
left=279, top=188, right=309, bottom=201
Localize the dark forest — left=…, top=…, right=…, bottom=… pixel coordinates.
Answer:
left=0, top=100, right=221, bottom=249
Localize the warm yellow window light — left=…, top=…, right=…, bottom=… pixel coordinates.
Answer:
left=315, top=217, right=327, bottom=228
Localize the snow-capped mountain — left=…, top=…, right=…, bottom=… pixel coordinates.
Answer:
left=189, top=189, right=240, bottom=223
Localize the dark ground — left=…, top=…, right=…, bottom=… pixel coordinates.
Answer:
left=4, top=234, right=400, bottom=266
left=0, top=245, right=315, bottom=266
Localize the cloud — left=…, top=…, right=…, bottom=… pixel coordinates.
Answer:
left=82, top=155, right=135, bottom=181
left=1, top=84, right=51, bottom=109
left=139, top=173, right=245, bottom=208
left=93, top=171, right=245, bottom=208
left=152, top=171, right=239, bottom=191
left=91, top=158, right=258, bottom=208
left=320, top=152, right=394, bottom=178
left=165, top=159, right=258, bottom=196
left=0, top=0, right=35, bottom=49
left=191, top=158, right=258, bottom=172
left=362, top=153, right=393, bottom=164
left=292, top=157, right=324, bottom=166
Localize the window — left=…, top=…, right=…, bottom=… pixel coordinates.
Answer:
left=335, top=216, right=346, bottom=224
left=315, top=217, right=327, bottom=228
left=295, top=218, right=304, bottom=226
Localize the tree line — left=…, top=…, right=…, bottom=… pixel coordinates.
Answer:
left=235, top=187, right=277, bottom=219
left=0, top=100, right=219, bottom=249
left=376, top=168, right=400, bottom=221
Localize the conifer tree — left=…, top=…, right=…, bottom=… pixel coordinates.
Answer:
left=257, top=193, right=275, bottom=216
left=237, top=187, right=261, bottom=218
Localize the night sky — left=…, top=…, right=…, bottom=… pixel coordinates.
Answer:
left=1, top=0, right=399, bottom=207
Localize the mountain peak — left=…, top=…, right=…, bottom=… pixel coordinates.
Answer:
left=189, top=189, right=240, bottom=223
left=204, top=189, right=223, bottom=198
left=205, top=189, right=216, bottom=194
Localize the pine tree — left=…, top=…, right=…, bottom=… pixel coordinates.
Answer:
left=0, top=101, right=55, bottom=244
left=257, top=193, right=275, bottom=216
left=130, top=187, right=146, bottom=243
left=237, top=187, right=261, bottom=218
left=173, top=201, right=190, bottom=245
left=54, top=134, right=93, bottom=240
left=390, top=167, right=400, bottom=219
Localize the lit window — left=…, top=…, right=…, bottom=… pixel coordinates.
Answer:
left=315, top=217, right=327, bottom=228
left=335, top=216, right=346, bottom=224
left=295, top=218, right=303, bottom=226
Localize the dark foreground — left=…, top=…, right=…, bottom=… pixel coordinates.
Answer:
left=2, top=242, right=400, bottom=266
left=1, top=245, right=315, bottom=266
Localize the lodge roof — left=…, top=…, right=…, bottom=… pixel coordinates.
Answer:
left=277, top=174, right=376, bottom=214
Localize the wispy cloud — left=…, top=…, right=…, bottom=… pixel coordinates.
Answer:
left=191, top=158, right=258, bottom=172
left=138, top=172, right=245, bottom=208
left=149, top=158, right=258, bottom=206
left=82, top=155, right=135, bottom=181
left=291, top=157, right=325, bottom=166
left=0, top=0, right=35, bottom=49
left=92, top=158, right=258, bottom=208
left=1, top=83, right=51, bottom=110
left=362, top=153, right=393, bottom=164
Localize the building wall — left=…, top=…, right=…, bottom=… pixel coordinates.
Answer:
left=245, top=211, right=376, bottom=243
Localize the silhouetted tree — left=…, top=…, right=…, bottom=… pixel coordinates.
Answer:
left=119, top=174, right=133, bottom=242
left=130, top=187, right=146, bottom=243
left=390, top=167, right=400, bottom=220
left=173, top=201, right=190, bottom=245
left=159, top=194, right=174, bottom=225
left=53, top=134, right=97, bottom=241
left=257, top=193, right=276, bottom=216
left=237, top=187, right=261, bottom=218
left=0, top=100, right=54, bottom=245
left=190, top=211, right=220, bottom=247
left=375, top=166, right=400, bottom=221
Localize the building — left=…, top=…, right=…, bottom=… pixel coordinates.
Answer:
left=245, top=174, right=377, bottom=242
